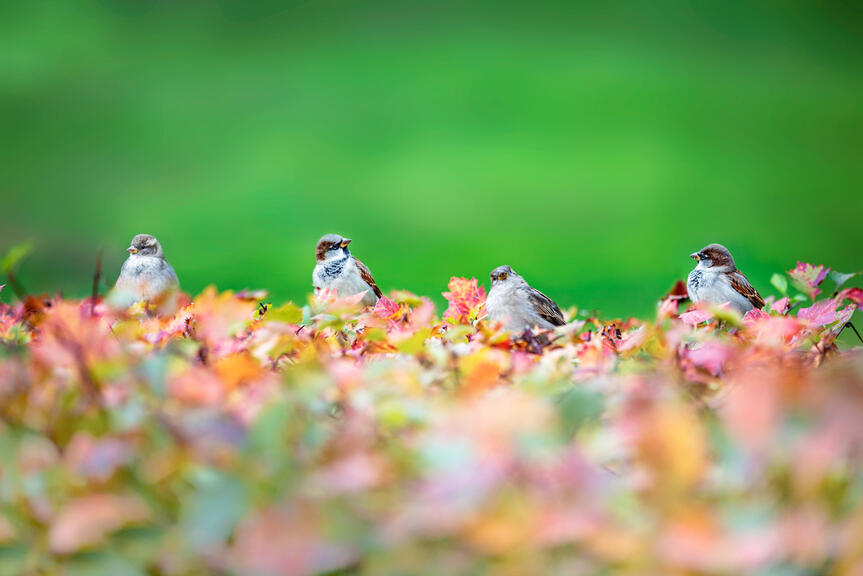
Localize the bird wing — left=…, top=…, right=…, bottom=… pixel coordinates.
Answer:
left=163, top=261, right=179, bottom=286
left=729, top=271, right=764, bottom=309
left=355, top=258, right=383, bottom=298
left=527, top=287, right=566, bottom=326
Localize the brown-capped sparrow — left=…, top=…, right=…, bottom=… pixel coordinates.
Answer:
left=686, top=243, right=764, bottom=315
left=312, top=233, right=381, bottom=307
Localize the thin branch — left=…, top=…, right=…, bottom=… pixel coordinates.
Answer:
left=89, top=249, right=102, bottom=317
left=842, top=321, right=863, bottom=345
left=4, top=270, right=27, bottom=301
left=52, top=323, right=103, bottom=408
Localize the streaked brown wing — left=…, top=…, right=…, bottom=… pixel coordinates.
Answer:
left=355, top=258, right=383, bottom=298
left=730, top=271, right=764, bottom=309
left=527, top=287, right=566, bottom=326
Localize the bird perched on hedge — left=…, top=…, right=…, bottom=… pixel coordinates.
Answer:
left=114, top=234, right=179, bottom=303
left=486, top=265, right=566, bottom=332
left=687, top=243, right=763, bottom=315
left=313, top=233, right=381, bottom=307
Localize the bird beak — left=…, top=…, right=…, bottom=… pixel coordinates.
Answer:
left=340, top=239, right=352, bottom=248
left=690, top=252, right=700, bottom=261
left=127, top=246, right=138, bottom=254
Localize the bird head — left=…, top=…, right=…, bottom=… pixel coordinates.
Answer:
left=128, top=234, right=163, bottom=257
left=316, top=233, right=351, bottom=262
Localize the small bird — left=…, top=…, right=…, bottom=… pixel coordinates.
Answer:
left=486, top=265, right=566, bottom=332
left=312, top=233, right=381, bottom=307
left=686, top=243, right=764, bottom=315
left=115, top=234, right=179, bottom=303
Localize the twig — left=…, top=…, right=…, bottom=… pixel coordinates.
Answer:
left=89, top=249, right=102, bottom=317
left=4, top=270, right=27, bottom=301
left=52, top=323, right=103, bottom=407
left=842, top=321, right=863, bottom=345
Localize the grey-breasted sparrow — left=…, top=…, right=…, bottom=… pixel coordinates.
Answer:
left=312, top=233, right=381, bottom=307
left=486, top=265, right=566, bottom=332
left=114, top=234, right=179, bottom=302
left=686, top=243, right=764, bottom=315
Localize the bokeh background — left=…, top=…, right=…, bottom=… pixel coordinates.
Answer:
left=1, top=0, right=861, bottom=317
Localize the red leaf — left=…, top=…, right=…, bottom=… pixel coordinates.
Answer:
left=664, top=280, right=689, bottom=301
left=797, top=299, right=838, bottom=327
left=838, top=287, right=863, bottom=306
left=788, top=262, right=830, bottom=300
left=442, top=277, right=486, bottom=324
left=373, top=296, right=400, bottom=320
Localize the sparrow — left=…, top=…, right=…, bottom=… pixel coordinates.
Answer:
left=114, top=234, right=179, bottom=302
left=686, top=243, right=764, bottom=315
left=312, top=233, right=381, bottom=307
left=486, top=265, right=566, bottom=332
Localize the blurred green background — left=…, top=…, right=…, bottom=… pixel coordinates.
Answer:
left=1, top=0, right=861, bottom=317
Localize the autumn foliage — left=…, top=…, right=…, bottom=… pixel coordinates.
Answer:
left=0, top=263, right=861, bottom=575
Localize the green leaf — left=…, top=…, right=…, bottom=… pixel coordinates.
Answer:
left=770, top=273, right=788, bottom=295
left=180, top=471, right=246, bottom=551
left=61, top=552, right=146, bottom=576
left=0, top=546, right=31, bottom=576
left=443, top=325, right=473, bottom=343
left=247, top=399, right=291, bottom=465
left=264, top=302, right=303, bottom=324
left=1, top=242, right=33, bottom=273
left=713, top=305, right=744, bottom=328
left=830, top=270, right=860, bottom=292
left=556, top=386, right=604, bottom=438
left=363, top=327, right=388, bottom=342
left=396, top=328, right=430, bottom=354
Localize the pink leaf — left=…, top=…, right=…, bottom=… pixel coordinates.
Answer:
left=373, top=296, right=400, bottom=320
left=797, top=299, right=838, bottom=327
left=657, top=297, right=680, bottom=321
left=618, top=325, right=648, bottom=352
left=746, top=315, right=804, bottom=347
left=837, top=304, right=856, bottom=326
left=50, top=494, right=150, bottom=554
left=0, top=284, right=5, bottom=294
left=771, top=297, right=790, bottom=314
left=442, top=277, right=486, bottom=324
left=788, top=262, right=830, bottom=300
left=64, top=433, right=135, bottom=481
left=680, top=308, right=714, bottom=326
left=226, top=504, right=358, bottom=576
left=316, top=288, right=368, bottom=308
left=684, top=342, right=734, bottom=375
left=743, top=308, right=769, bottom=326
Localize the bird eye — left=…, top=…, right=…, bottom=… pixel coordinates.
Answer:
left=500, top=273, right=508, bottom=280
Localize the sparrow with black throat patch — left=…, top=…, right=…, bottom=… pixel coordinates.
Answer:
left=312, top=233, right=382, bottom=307
left=686, top=243, right=764, bottom=315
left=486, top=265, right=566, bottom=332
left=114, top=234, right=179, bottom=303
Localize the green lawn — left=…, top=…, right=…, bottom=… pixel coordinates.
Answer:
left=1, top=1, right=861, bottom=316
